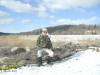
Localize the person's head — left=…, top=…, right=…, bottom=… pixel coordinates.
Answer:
left=42, top=28, right=48, bottom=36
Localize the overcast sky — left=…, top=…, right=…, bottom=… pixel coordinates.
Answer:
left=0, top=0, right=100, bottom=33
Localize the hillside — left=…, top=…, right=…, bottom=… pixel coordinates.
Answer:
left=19, top=25, right=100, bottom=35
left=0, top=32, right=10, bottom=36
left=0, top=25, right=100, bottom=35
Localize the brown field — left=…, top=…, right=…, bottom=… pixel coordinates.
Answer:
left=78, top=38, right=100, bottom=46
left=0, top=35, right=36, bottom=48
left=0, top=35, right=65, bottom=48
left=0, top=35, right=100, bottom=48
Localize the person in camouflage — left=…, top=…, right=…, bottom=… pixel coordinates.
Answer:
left=37, top=28, right=54, bottom=66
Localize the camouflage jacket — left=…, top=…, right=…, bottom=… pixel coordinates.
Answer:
left=36, top=35, right=53, bottom=49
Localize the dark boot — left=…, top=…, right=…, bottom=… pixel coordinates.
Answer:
left=47, top=56, right=53, bottom=64
left=37, top=57, right=42, bottom=67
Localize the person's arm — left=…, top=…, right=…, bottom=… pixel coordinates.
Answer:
left=48, top=37, right=53, bottom=50
left=36, top=36, right=41, bottom=47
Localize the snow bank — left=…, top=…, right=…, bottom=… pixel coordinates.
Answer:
left=51, top=35, right=100, bottom=42
left=19, top=35, right=100, bottom=42
left=1, top=49, right=100, bottom=75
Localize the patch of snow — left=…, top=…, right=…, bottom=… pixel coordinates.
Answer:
left=11, top=47, right=18, bottom=52
left=19, top=35, right=100, bottom=42
left=25, top=47, right=30, bottom=52
left=1, top=49, right=100, bottom=75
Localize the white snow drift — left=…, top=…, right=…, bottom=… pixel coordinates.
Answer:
left=0, top=49, right=100, bottom=75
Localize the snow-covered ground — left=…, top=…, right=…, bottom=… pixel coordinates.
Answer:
left=1, top=49, right=100, bottom=75
left=19, top=35, right=100, bottom=43
left=51, top=35, right=100, bottom=42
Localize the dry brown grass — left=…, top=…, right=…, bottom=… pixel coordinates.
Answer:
left=78, top=38, right=100, bottom=46
left=0, top=35, right=65, bottom=48
left=0, top=35, right=36, bottom=48
left=0, top=35, right=100, bottom=48
left=53, top=41, right=66, bottom=48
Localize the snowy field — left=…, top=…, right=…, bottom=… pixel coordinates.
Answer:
left=19, top=35, right=100, bottom=42
left=1, top=49, right=100, bottom=75
left=50, top=35, right=100, bottom=42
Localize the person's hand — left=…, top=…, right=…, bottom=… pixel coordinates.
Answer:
left=42, top=45, right=46, bottom=48
left=51, top=48, right=54, bottom=51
